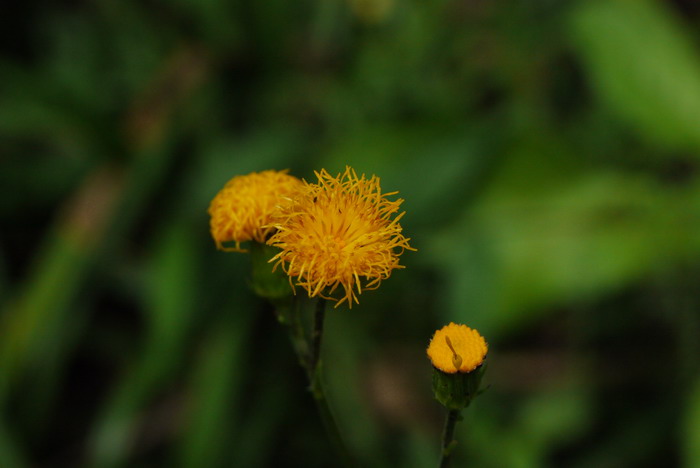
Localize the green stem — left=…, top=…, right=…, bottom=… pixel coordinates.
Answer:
left=287, top=297, right=309, bottom=368
left=278, top=297, right=355, bottom=467
left=310, top=297, right=326, bottom=376
left=439, top=409, right=462, bottom=468
left=311, top=380, right=355, bottom=467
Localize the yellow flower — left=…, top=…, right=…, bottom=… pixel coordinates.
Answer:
left=208, top=170, right=302, bottom=252
left=267, top=166, right=415, bottom=308
left=427, top=323, right=488, bottom=374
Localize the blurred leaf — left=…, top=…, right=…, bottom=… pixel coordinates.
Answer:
left=401, top=429, right=437, bottom=468
left=93, top=1, right=171, bottom=98
left=348, top=0, right=471, bottom=118
left=571, top=406, right=672, bottom=468
left=467, top=381, right=591, bottom=468
left=90, top=222, right=199, bottom=467
left=0, top=227, right=92, bottom=460
left=0, top=152, right=171, bottom=461
left=19, top=302, right=88, bottom=432
left=168, top=0, right=242, bottom=49
left=229, top=383, right=288, bottom=468
left=0, top=3, right=167, bottom=147
left=0, top=249, right=6, bottom=303
left=0, top=62, right=96, bottom=145
left=0, top=419, right=28, bottom=468
left=178, top=308, right=253, bottom=468
left=516, top=384, right=592, bottom=451
left=145, top=225, right=199, bottom=350
left=684, top=376, right=700, bottom=468
left=42, top=14, right=119, bottom=113
left=431, top=143, right=700, bottom=337
left=325, top=312, right=384, bottom=464
left=0, top=154, right=91, bottom=217
left=571, top=0, right=700, bottom=151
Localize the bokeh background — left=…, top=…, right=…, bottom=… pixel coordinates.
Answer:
left=2, top=0, right=700, bottom=466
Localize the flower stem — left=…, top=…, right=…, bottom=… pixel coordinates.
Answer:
left=310, top=297, right=326, bottom=376
left=311, top=377, right=355, bottom=467
left=286, top=297, right=309, bottom=368
left=439, top=409, right=462, bottom=468
left=279, top=297, right=355, bottom=467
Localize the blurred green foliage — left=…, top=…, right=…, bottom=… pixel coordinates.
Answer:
left=2, top=0, right=700, bottom=466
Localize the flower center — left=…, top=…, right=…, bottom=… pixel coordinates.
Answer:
left=322, top=234, right=347, bottom=252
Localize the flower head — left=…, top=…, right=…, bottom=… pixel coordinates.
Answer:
left=208, top=170, right=302, bottom=252
left=427, top=323, right=488, bottom=374
left=266, top=166, right=414, bottom=308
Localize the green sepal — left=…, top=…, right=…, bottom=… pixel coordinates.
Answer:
left=432, top=363, right=486, bottom=410
left=249, top=242, right=293, bottom=303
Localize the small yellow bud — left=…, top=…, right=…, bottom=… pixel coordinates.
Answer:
left=427, top=323, right=487, bottom=374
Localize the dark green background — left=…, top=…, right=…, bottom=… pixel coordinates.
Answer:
left=2, top=0, right=700, bottom=466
